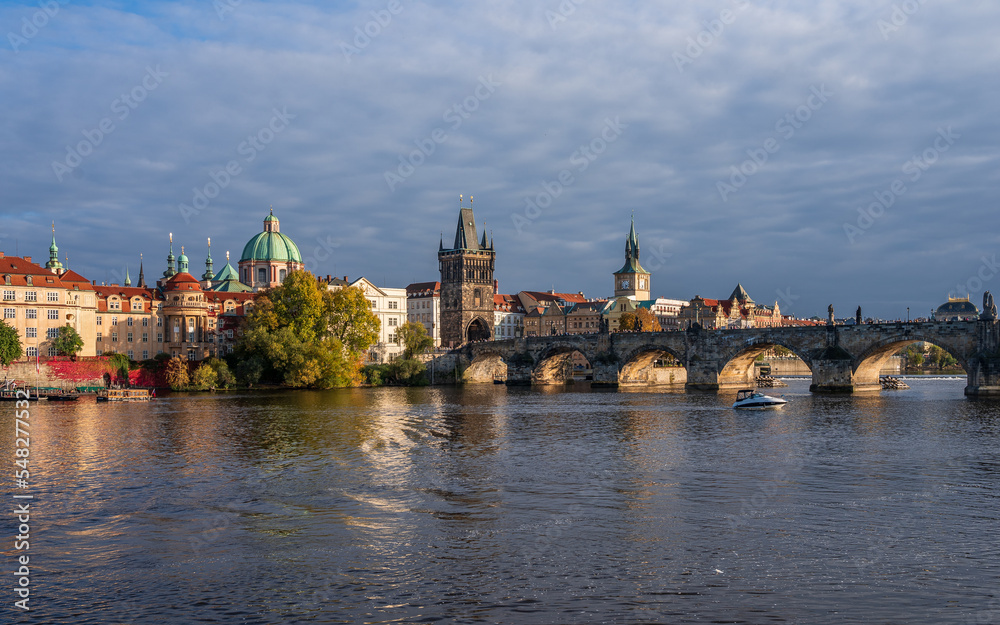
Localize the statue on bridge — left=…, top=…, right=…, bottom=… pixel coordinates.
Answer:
left=828, top=304, right=835, bottom=326
left=982, top=291, right=997, bottom=321
left=856, top=306, right=862, bottom=325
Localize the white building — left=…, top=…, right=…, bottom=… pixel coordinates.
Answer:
left=650, top=297, right=689, bottom=330
left=327, top=277, right=406, bottom=363
left=493, top=294, right=525, bottom=339
left=406, top=281, right=441, bottom=347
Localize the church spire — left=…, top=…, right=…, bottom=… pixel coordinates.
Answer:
left=163, top=233, right=177, bottom=278
left=46, top=221, right=64, bottom=273
left=202, top=237, right=215, bottom=281
left=138, top=254, right=146, bottom=288
left=627, top=213, right=639, bottom=261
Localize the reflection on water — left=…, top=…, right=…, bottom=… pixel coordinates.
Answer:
left=5, top=378, right=1000, bottom=624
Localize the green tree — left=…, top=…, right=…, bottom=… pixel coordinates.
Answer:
left=398, top=321, right=434, bottom=360
left=0, top=320, right=23, bottom=366
left=191, top=362, right=218, bottom=390
left=326, top=286, right=380, bottom=356
left=165, top=356, right=190, bottom=390
left=52, top=325, right=84, bottom=359
left=205, top=358, right=235, bottom=388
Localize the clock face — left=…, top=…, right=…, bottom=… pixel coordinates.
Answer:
left=621, top=279, right=630, bottom=289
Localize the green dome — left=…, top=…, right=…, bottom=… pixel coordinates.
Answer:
left=240, top=231, right=302, bottom=263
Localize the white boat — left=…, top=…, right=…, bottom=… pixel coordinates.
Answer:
left=733, top=389, right=787, bottom=410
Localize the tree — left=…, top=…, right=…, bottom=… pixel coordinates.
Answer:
left=165, top=356, right=190, bottom=390
left=205, top=358, right=235, bottom=388
left=398, top=321, right=434, bottom=360
left=326, top=286, right=380, bottom=356
left=0, top=320, right=22, bottom=366
left=52, top=325, right=84, bottom=359
left=620, top=309, right=661, bottom=332
left=191, top=362, right=218, bottom=390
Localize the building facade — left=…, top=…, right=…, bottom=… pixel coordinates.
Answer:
left=327, top=277, right=406, bottom=363
left=407, top=281, right=441, bottom=347
left=438, top=198, right=495, bottom=346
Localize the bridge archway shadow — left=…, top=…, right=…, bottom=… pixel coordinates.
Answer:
left=464, top=352, right=507, bottom=384
left=853, top=338, right=966, bottom=389
left=533, top=346, right=592, bottom=385
left=717, top=342, right=813, bottom=390
left=619, top=347, right=687, bottom=387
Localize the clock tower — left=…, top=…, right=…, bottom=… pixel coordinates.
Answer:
left=612, top=216, right=651, bottom=300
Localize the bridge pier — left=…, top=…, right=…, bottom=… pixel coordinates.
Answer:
left=685, top=360, right=722, bottom=391
left=591, top=362, right=620, bottom=389
left=810, top=357, right=879, bottom=393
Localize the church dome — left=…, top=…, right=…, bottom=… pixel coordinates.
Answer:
left=936, top=297, right=978, bottom=317
left=240, top=210, right=302, bottom=263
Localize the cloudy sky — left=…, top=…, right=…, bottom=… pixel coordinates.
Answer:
left=2, top=0, right=998, bottom=319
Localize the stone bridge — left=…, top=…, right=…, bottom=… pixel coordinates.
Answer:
left=456, top=319, right=1000, bottom=396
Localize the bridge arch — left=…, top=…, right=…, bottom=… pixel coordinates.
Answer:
left=618, top=344, right=688, bottom=386
left=464, top=347, right=509, bottom=384
left=532, top=341, right=597, bottom=385
left=852, top=333, right=970, bottom=387
left=716, top=338, right=816, bottom=390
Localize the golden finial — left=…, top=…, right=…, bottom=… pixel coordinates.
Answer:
left=181, top=246, right=185, bottom=254
left=51, top=221, right=55, bottom=233
left=470, top=195, right=473, bottom=206
left=207, top=237, right=211, bottom=246
left=459, top=194, right=463, bottom=206
left=226, top=251, right=230, bottom=262
left=169, top=232, right=173, bottom=243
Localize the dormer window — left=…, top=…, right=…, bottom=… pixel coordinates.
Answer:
left=25, top=276, right=32, bottom=286
left=3, top=275, right=9, bottom=285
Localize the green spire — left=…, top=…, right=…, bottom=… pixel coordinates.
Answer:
left=178, top=246, right=189, bottom=273
left=45, top=221, right=63, bottom=271
left=124, top=265, right=131, bottom=287
left=202, top=237, right=215, bottom=281
left=163, top=233, right=177, bottom=278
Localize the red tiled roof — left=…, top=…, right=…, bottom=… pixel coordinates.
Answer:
left=163, top=272, right=203, bottom=291
left=406, top=281, right=440, bottom=294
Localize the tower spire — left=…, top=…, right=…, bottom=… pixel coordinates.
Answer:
left=203, top=237, right=215, bottom=282
left=138, top=253, right=146, bottom=288
left=124, top=264, right=131, bottom=287
left=164, top=233, right=177, bottom=278
left=46, top=221, right=64, bottom=273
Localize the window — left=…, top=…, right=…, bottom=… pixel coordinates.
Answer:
left=111, top=332, right=118, bottom=342
left=25, top=328, right=37, bottom=338
left=127, top=332, right=133, bottom=342
left=24, top=291, right=36, bottom=302
left=109, top=299, right=120, bottom=310
left=3, top=290, right=14, bottom=301
left=141, top=332, right=148, bottom=343
left=157, top=333, right=163, bottom=342
left=187, top=350, right=196, bottom=361
left=47, top=347, right=56, bottom=357
left=388, top=333, right=397, bottom=344
left=388, top=301, right=398, bottom=310
left=96, top=332, right=102, bottom=341
left=111, top=316, right=118, bottom=325
left=127, top=317, right=134, bottom=326
left=279, top=269, right=286, bottom=281
left=142, top=318, right=149, bottom=327
left=46, top=328, right=59, bottom=339
left=26, top=346, right=37, bottom=358
left=25, top=277, right=32, bottom=286
left=47, top=292, right=59, bottom=302
left=97, top=316, right=103, bottom=326
left=187, top=318, right=195, bottom=343
left=127, top=350, right=134, bottom=360
left=47, top=309, right=59, bottom=320
left=157, top=317, right=162, bottom=327
left=388, top=317, right=397, bottom=327
left=3, top=308, right=14, bottom=319
left=25, top=309, right=36, bottom=320
left=257, top=267, right=267, bottom=283
left=142, top=350, right=149, bottom=360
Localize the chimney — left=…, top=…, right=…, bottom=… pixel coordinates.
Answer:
left=343, top=275, right=348, bottom=281
left=326, top=275, right=331, bottom=282
left=494, top=278, right=498, bottom=293
left=0, top=251, right=4, bottom=258
left=24, top=256, right=31, bottom=263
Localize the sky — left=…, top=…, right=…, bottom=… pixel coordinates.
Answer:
left=1, top=0, right=998, bottom=320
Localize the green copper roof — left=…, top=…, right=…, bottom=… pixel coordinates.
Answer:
left=212, top=262, right=239, bottom=283
left=615, top=258, right=649, bottom=275
left=212, top=277, right=253, bottom=293
left=240, top=231, right=302, bottom=263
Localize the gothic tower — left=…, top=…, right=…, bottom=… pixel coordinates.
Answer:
left=439, top=195, right=495, bottom=347
left=613, top=215, right=651, bottom=300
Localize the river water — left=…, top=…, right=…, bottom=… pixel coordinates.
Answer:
left=6, top=377, right=1000, bottom=624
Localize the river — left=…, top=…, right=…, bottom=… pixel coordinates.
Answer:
left=6, top=377, right=1000, bottom=624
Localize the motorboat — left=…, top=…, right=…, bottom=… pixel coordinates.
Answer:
left=733, top=389, right=787, bottom=410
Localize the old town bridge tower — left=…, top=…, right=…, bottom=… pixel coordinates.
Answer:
left=439, top=196, right=495, bottom=347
